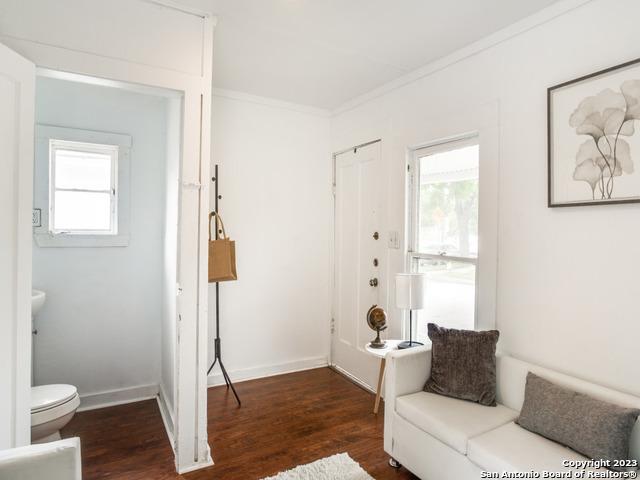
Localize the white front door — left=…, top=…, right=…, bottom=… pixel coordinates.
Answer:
left=332, top=141, right=385, bottom=387
left=0, top=42, right=35, bottom=448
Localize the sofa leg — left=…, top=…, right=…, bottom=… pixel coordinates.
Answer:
left=388, top=457, right=402, bottom=469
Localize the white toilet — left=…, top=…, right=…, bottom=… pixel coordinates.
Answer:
left=31, top=384, right=80, bottom=444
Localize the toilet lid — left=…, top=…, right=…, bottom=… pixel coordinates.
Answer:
left=31, top=384, right=77, bottom=413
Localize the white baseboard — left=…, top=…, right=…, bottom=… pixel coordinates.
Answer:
left=157, top=383, right=175, bottom=452
left=207, top=356, right=328, bottom=387
left=330, top=364, right=375, bottom=394
left=77, top=384, right=159, bottom=412
left=177, top=451, right=214, bottom=475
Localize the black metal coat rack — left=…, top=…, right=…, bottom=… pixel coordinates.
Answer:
left=207, top=164, right=241, bottom=406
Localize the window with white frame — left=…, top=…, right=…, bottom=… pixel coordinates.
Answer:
left=409, top=137, right=479, bottom=342
left=49, top=140, right=118, bottom=235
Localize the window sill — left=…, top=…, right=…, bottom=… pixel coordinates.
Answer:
left=34, top=233, right=130, bottom=248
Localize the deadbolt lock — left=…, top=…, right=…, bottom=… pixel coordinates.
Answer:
left=373, top=258, right=379, bottom=267
left=369, top=278, right=378, bottom=287
left=373, top=231, right=379, bottom=240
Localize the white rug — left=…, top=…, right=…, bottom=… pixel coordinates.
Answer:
left=261, top=453, right=374, bottom=480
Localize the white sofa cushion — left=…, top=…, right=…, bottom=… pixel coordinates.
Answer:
left=468, top=422, right=596, bottom=472
left=396, top=391, right=518, bottom=454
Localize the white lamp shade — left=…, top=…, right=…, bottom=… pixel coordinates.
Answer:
left=396, top=273, right=426, bottom=310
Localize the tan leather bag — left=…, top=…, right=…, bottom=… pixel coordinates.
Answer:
left=208, top=212, right=237, bottom=283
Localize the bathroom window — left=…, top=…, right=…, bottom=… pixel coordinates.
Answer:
left=34, top=125, right=131, bottom=248
left=408, top=137, right=479, bottom=342
left=49, top=140, right=119, bottom=235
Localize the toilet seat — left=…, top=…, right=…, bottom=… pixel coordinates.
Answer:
left=31, top=384, right=77, bottom=413
left=31, top=385, right=80, bottom=427
left=31, top=395, right=80, bottom=427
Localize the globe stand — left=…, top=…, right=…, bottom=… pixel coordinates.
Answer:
left=369, top=328, right=386, bottom=349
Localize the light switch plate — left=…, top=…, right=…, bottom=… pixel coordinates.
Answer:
left=32, top=208, right=42, bottom=227
left=388, top=231, right=400, bottom=249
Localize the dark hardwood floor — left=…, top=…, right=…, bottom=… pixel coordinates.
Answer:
left=62, top=367, right=417, bottom=479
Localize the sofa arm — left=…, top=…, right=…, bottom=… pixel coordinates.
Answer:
left=384, top=345, right=431, bottom=454
left=0, top=437, right=81, bottom=480
left=385, top=345, right=431, bottom=402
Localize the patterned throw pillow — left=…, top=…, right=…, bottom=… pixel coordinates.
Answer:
left=424, top=323, right=500, bottom=406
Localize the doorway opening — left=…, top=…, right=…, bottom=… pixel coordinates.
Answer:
left=30, top=70, right=181, bottom=448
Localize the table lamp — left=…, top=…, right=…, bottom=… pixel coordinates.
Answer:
left=396, top=273, right=426, bottom=349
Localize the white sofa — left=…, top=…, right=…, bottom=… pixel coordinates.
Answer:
left=0, top=437, right=81, bottom=480
left=384, top=346, right=640, bottom=479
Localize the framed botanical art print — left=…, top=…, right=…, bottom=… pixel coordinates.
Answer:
left=548, top=58, right=640, bottom=207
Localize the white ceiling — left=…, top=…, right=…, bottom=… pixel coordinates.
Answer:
left=205, top=0, right=563, bottom=110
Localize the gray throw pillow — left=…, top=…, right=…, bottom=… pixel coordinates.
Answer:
left=517, top=373, right=640, bottom=468
left=424, top=323, right=499, bottom=406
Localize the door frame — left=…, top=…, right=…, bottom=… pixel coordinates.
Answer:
left=1, top=13, right=214, bottom=473
left=0, top=42, right=35, bottom=450
left=330, top=138, right=382, bottom=387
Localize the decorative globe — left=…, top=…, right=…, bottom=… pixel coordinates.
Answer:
left=367, top=305, right=387, bottom=331
left=366, top=305, right=387, bottom=348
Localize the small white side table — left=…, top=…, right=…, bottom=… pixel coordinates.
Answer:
left=365, top=339, right=402, bottom=414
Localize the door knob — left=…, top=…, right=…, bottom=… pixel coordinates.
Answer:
left=369, top=278, right=378, bottom=287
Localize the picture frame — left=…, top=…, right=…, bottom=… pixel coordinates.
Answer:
left=548, top=57, right=640, bottom=207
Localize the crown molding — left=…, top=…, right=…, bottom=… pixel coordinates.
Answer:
left=213, top=88, right=331, bottom=117
left=143, top=0, right=213, bottom=19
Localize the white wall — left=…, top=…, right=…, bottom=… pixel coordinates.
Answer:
left=331, top=0, right=640, bottom=397
left=208, top=91, right=332, bottom=384
left=33, top=77, right=169, bottom=405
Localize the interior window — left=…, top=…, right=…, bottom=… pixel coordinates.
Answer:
left=410, top=139, right=479, bottom=341
left=49, top=140, right=118, bottom=235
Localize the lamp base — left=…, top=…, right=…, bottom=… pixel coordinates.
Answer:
left=397, top=340, right=424, bottom=350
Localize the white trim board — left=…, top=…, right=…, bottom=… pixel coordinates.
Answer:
left=35, top=124, right=132, bottom=148
left=158, top=382, right=175, bottom=433
left=37, top=68, right=184, bottom=99
left=207, top=357, right=328, bottom=387
left=330, top=364, right=375, bottom=395
left=157, top=385, right=175, bottom=454
left=76, top=384, right=159, bottom=412
left=178, top=452, right=214, bottom=475
left=332, top=0, right=594, bottom=115
left=143, top=0, right=213, bottom=19
left=213, top=88, right=331, bottom=118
